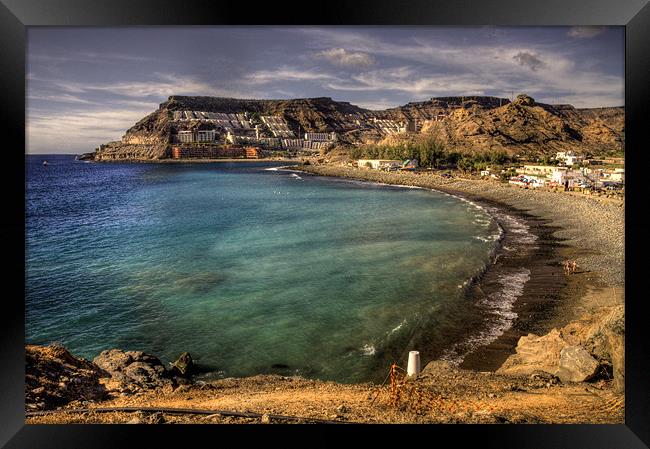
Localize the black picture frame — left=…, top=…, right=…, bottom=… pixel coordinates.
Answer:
left=2, top=0, right=648, bottom=447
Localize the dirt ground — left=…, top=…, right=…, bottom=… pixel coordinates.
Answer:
left=26, top=362, right=624, bottom=425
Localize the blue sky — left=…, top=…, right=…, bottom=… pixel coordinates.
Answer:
left=27, top=26, right=624, bottom=153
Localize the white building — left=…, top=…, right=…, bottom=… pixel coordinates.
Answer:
left=555, top=151, right=584, bottom=166
left=177, top=130, right=194, bottom=143
left=177, top=129, right=217, bottom=143
left=551, top=168, right=586, bottom=188
left=304, top=132, right=336, bottom=141
left=603, top=168, right=625, bottom=183
left=358, top=159, right=402, bottom=170
left=517, top=165, right=558, bottom=176
left=196, top=130, right=216, bottom=142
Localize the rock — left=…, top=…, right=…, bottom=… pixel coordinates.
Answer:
left=93, top=349, right=172, bottom=389
left=147, top=412, right=166, bottom=424
left=93, top=350, right=134, bottom=373
left=172, top=384, right=192, bottom=395
left=170, top=352, right=195, bottom=377
left=123, top=361, right=167, bottom=386
left=584, top=305, right=624, bottom=393
left=336, top=405, right=349, bottom=413
left=556, top=346, right=600, bottom=383
left=76, top=152, right=95, bottom=161
left=422, top=360, right=457, bottom=375
left=496, top=329, right=567, bottom=377
left=260, top=413, right=271, bottom=424
left=26, top=344, right=108, bottom=410
left=529, top=370, right=560, bottom=382
left=513, top=94, right=535, bottom=106
left=528, top=370, right=561, bottom=388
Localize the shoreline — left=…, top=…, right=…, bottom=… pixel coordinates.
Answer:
left=294, top=163, right=624, bottom=372
left=79, top=157, right=299, bottom=164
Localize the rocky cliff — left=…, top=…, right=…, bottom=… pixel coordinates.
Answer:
left=418, top=94, right=624, bottom=158
left=90, top=94, right=624, bottom=160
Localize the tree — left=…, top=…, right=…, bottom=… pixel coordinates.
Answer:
left=457, top=156, right=474, bottom=172
left=414, top=136, right=446, bottom=168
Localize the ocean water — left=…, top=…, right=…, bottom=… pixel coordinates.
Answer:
left=26, top=155, right=502, bottom=383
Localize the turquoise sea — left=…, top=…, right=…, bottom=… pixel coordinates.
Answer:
left=26, top=155, right=502, bottom=383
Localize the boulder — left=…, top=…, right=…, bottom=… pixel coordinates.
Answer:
left=556, top=346, right=600, bottom=382
left=496, top=329, right=567, bottom=377
left=25, top=344, right=108, bottom=410
left=93, top=349, right=172, bottom=389
left=170, top=352, right=195, bottom=377
left=584, top=305, right=625, bottom=392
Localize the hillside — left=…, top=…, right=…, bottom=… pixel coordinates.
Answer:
left=89, top=94, right=624, bottom=161
left=417, top=95, right=624, bottom=158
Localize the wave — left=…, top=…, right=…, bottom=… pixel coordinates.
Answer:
left=264, top=165, right=303, bottom=173
left=387, top=319, right=407, bottom=336
left=440, top=267, right=531, bottom=365
left=360, top=344, right=376, bottom=356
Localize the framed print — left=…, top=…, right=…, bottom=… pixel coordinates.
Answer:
left=2, top=0, right=649, bottom=447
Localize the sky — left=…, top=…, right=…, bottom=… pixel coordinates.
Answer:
left=27, top=26, right=624, bottom=154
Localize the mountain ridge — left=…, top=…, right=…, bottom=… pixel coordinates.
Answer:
left=91, top=94, right=624, bottom=160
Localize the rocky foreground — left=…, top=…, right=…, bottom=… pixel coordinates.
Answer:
left=26, top=324, right=624, bottom=424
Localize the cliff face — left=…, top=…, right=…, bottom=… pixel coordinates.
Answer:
left=418, top=94, right=624, bottom=157
left=92, top=94, right=624, bottom=160
left=95, top=110, right=173, bottom=160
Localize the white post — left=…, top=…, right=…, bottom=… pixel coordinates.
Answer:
left=407, top=351, right=421, bottom=377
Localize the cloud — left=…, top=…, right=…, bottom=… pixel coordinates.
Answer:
left=29, top=51, right=154, bottom=64
left=27, top=107, right=157, bottom=153
left=353, top=99, right=402, bottom=110
left=294, top=28, right=622, bottom=107
left=27, top=93, right=97, bottom=105
left=313, top=48, right=375, bottom=68
left=243, top=67, right=336, bottom=84
left=326, top=66, right=487, bottom=95
left=512, top=51, right=545, bottom=71
left=29, top=72, right=256, bottom=102
left=53, top=75, right=226, bottom=98
left=567, top=26, right=606, bottom=39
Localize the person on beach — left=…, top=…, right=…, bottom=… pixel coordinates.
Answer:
left=563, top=260, right=578, bottom=275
